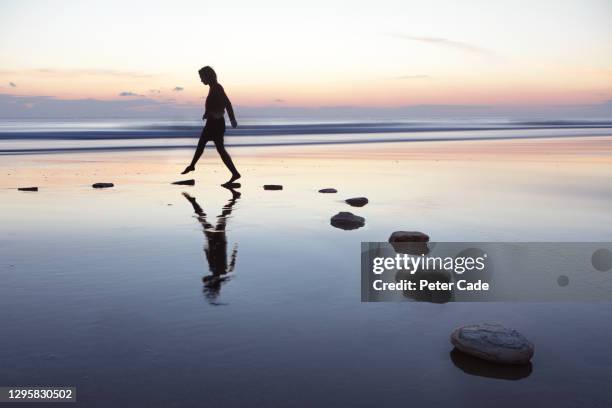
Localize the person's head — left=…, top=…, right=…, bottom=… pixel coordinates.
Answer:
left=198, top=66, right=217, bottom=85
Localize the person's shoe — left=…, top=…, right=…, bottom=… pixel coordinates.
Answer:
left=181, top=165, right=195, bottom=175
left=224, top=173, right=241, bottom=184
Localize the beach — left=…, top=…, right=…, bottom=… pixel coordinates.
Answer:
left=2, top=0, right=611, bottom=404
left=2, top=134, right=612, bottom=407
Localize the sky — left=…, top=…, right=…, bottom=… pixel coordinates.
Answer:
left=0, top=0, right=611, bottom=117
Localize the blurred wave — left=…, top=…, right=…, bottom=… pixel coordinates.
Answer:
left=1, top=118, right=611, bottom=154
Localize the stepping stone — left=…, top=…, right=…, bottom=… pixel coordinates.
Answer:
left=389, top=231, right=430, bottom=243
left=388, top=231, right=430, bottom=254
left=345, top=197, right=368, bottom=207
left=172, top=179, right=195, bottom=186
left=319, top=188, right=337, bottom=193
left=92, top=183, right=114, bottom=189
left=18, top=187, right=38, bottom=192
left=264, top=184, right=283, bottom=190
left=451, top=323, right=534, bottom=365
left=330, top=211, right=365, bottom=230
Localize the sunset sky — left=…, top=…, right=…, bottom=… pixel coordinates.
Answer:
left=1, top=0, right=611, bottom=113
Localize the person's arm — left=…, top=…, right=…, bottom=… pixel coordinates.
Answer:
left=221, top=86, right=237, bottom=128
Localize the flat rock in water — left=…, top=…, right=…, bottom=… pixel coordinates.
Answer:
left=345, top=197, right=368, bottom=207
left=319, top=188, right=337, bottom=193
left=388, top=231, right=430, bottom=254
left=18, top=187, right=38, bottom=192
left=450, top=323, right=534, bottom=365
left=92, top=182, right=114, bottom=189
left=389, top=231, right=430, bottom=243
left=330, top=211, right=365, bottom=230
left=172, top=179, right=195, bottom=186
left=263, top=184, right=283, bottom=190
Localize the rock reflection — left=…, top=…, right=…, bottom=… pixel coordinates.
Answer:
left=395, top=267, right=454, bottom=304
left=389, top=244, right=493, bottom=303
left=183, top=186, right=240, bottom=304
left=450, top=348, right=532, bottom=380
left=455, top=247, right=493, bottom=286
left=557, top=275, right=570, bottom=287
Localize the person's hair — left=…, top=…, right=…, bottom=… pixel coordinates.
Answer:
left=198, top=66, right=217, bottom=82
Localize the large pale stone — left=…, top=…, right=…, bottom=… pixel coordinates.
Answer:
left=451, top=323, right=534, bottom=365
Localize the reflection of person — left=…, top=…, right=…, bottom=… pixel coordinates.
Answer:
left=182, top=187, right=240, bottom=302
left=182, top=66, right=241, bottom=186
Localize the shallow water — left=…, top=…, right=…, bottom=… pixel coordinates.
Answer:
left=1, top=138, right=612, bottom=407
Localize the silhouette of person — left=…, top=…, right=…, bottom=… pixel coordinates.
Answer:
left=182, top=66, right=241, bottom=186
left=182, top=187, right=240, bottom=303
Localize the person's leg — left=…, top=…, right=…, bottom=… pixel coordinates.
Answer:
left=214, top=140, right=241, bottom=183
left=191, top=136, right=208, bottom=166
left=182, top=129, right=209, bottom=174
left=212, top=122, right=241, bottom=184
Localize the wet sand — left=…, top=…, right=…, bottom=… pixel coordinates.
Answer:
left=1, top=136, right=612, bottom=407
